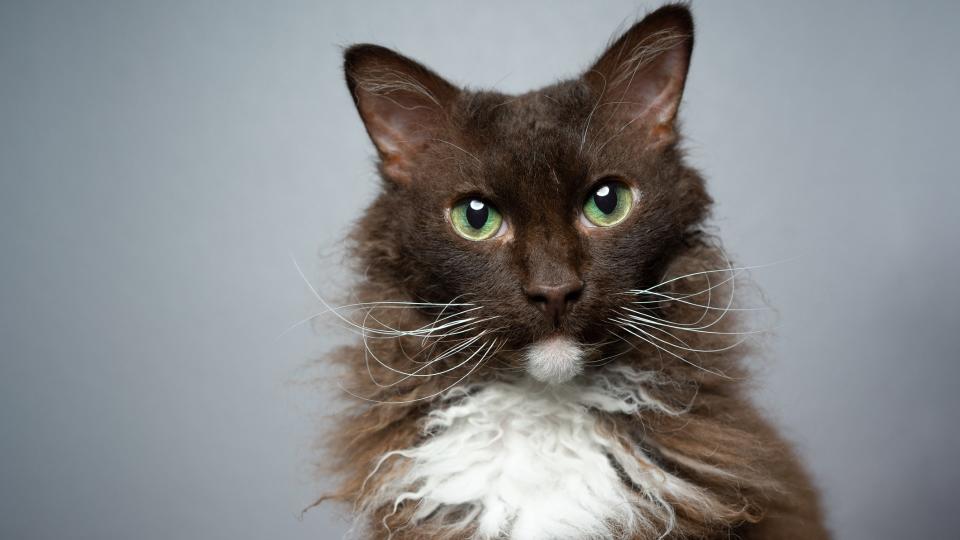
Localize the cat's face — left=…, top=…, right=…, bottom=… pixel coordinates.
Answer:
left=345, top=6, right=708, bottom=383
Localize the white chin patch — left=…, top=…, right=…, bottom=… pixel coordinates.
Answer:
left=524, top=335, right=584, bottom=384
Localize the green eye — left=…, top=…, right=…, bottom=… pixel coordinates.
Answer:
left=583, top=181, right=634, bottom=227
left=450, top=198, right=504, bottom=240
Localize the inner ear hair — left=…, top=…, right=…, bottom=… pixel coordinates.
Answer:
left=584, top=4, right=694, bottom=147
left=343, top=44, right=460, bottom=184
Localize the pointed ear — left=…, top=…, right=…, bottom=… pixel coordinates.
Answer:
left=344, top=44, right=459, bottom=184
left=584, top=5, right=694, bottom=146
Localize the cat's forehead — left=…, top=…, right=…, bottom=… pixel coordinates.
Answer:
left=456, top=85, right=591, bottom=194
left=464, top=84, right=586, bottom=136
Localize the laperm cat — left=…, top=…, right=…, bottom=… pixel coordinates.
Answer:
left=314, top=5, right=829, bottom=539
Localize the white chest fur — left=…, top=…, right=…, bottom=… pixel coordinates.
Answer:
left=360, top=367, right=713, bottom=540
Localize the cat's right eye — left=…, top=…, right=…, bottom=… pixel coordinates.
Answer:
left=449, top=198, right=505, bottom=241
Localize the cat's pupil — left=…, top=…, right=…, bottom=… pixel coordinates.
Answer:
left=466, top=199, right=488, bottom=229
left=594, top=184, right=617, bottom=214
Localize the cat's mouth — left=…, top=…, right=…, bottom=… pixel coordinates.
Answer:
left=523, top=335, right=585, bottom=385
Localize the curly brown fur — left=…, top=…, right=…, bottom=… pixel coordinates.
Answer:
left=313, top=5, right=828, bottom=539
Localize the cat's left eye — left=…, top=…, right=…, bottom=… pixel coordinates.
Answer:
left=450, top=197, right=504, bottom=241
left=582, top=180, right=634, bottom=227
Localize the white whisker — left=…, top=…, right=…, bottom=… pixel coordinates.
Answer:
left=629, top=293, right=767, bottom=312
left=641, top=260, right=788, bottom=292
left=614, top=312, right=765, bottom=336
left=363, top=332, right=492, bottom=388
left=290, top=255, right=490, bottom=339
left=610, top=321, right=731, bottom=379
left=340, top=339, right=500, bottom=405
left=613, top=318, right=749, bottom=355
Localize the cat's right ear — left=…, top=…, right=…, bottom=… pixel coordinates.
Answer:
left=344, top=45, right=460, bottom=185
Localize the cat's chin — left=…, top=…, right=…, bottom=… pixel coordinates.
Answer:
left=524, top=335, right=585, bottom=385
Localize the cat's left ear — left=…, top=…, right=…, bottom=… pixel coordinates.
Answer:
left=344, top=44, right=460, bottom=184
left=584, top=5, right=694, bottom=146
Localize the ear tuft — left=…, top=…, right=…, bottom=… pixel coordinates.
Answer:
left=344, top=45, right=459, bottom=184
left=584, top=4, right=694, bottom=147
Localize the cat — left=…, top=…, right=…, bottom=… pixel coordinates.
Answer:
left=313, top=4, right=829, bottom=539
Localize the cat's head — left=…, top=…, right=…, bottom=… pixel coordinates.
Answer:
left=343, top=5, right=710, bottom=384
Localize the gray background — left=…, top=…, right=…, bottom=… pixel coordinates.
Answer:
left=1, top=1, right=958, bottom=539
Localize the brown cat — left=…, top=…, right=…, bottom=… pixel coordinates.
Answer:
left=314, top=4, right=829, bottom=539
